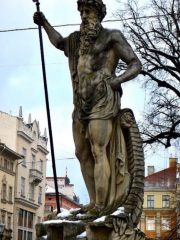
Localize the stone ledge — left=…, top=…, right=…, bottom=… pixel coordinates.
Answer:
left=36, top=218, right=147, bottom=240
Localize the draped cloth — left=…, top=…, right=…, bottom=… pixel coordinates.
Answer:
left=64, top=31, right=130, bottom=213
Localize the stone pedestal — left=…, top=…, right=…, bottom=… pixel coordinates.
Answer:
left=36, top=221, right=85, bottom=240
left=36, top=217, right=146, bottom=240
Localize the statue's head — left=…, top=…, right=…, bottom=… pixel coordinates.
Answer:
left=77, top=0, right=107, bottom=22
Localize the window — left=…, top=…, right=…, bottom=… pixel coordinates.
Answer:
left=18, top=209, right=33, bottom=240
left=31, top=155, right=35, bottom=169
left=162, top=217, right=171, bottom=231
left=22, top=148, right=27, bottom=166
left=39, top=160, right=43, bottom=172
left=2, top=183, right=6, bottom=200
left=27, top=212, right=33, bottom=228
left=147, top=195, right=154, bottom=208
left=146, top=217, right=155, bottom=231
left=9, top=186, right=12, bottom=202
left=29, top=183, right=34, bottom=200
left=162, top=195, right=170, bottom=208
left=27, top=232, right=32, bottom=240
left=24, top=211, right=27, bottom=227
left=4, top=159, right=7, bottom=168
left=24, top=231, right=27, bottom=240
left=10, top=162, right=13, bottom=171
left=18, top=229, right=23, bottom=240
left=21, top=177, right=25, bottom=196
left=8, top=216, right=11, bottom=229
left=1, top=214, right=5, bottom=224
left=38, top=186, right=42, bottom=203
left=18, top=209, right=23, bottom=226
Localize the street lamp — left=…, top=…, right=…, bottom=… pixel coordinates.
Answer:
left=0, top=224, right=5, bottom=240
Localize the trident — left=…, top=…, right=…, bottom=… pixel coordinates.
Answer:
left=32, top=0, right=61, bottom=214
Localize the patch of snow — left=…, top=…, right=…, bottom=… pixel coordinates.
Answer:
left=76, top=231, right=86, bottom=239
left=93, top=216, right=106, bottom=222
left=57, top=211, right=72, bottom=218
left=43, top=219, right=81, bottom=225
left=117, top=207, right=124, bottom=212
left=42, top=236, right=47, bottom=239
left=61, top=208, right=69, bottom=213
left=53, top=208, right=68, bottom=213
left=76, top=213, right=85, bottom=217
left=111, top=210, right=122, bottom=216
left=43, top=220, right=64, bottom=225
left=70, top=208, right=81, bottom=213
left=111, top=207, right=125, bottom=216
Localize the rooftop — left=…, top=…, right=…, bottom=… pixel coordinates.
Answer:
left=145, top=166, right=178, bottom=190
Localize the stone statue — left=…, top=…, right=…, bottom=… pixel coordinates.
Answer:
left=34, top=0, right=144, bottom=232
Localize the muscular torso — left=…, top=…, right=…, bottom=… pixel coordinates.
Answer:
left=77, top=29, right=119, bottom=101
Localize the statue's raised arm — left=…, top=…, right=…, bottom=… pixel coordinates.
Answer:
left=33, top=12, right=65, bottom=51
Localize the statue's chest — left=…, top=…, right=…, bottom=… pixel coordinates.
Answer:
left=89, top=39, right=109, bottom=56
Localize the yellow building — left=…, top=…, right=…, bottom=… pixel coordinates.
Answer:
left=139, top=158, right=178, bottom=239
left=0, top=143, right=23, bottom=239
left=0, top=108, right=49, bottom=240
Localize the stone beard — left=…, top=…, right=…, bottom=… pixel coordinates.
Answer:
left=80, top=15, right=101, bottom=55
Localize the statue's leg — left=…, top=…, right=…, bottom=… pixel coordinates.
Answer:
left=88, top=119, right=112, bottom=213
left=73, top=116, right=96, bottom=211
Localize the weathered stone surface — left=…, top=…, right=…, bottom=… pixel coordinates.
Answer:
left=36, top=221, right=86, bottom=240
left=34, top=1, right=146, bottom=239
left=36, top=215, right=147, bottom=240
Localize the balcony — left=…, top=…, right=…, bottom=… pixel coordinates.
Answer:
left=29, top=167, right=43, bottom=186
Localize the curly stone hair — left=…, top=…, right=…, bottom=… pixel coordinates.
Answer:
left=77, top=0, right=107, bottom=22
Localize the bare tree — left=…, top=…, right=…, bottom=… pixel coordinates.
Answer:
left=114, top=0, right=180, bottom=150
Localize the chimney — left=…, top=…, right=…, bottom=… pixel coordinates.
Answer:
left=28, top=114, right=31, bottom=124
left=148, top=166, right=155, bottom=175
left=44, top=128, right=47, bottom=138
left=19, top=106, right=23, bottom=118
left=169, top=157, right=178, bottom=168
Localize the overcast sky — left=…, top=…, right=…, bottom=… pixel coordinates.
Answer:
left=0, top=0, right=176, bottom=204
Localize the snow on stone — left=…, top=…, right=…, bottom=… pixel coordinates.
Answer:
left=76, top=231, right=86, bottom=239
left=57, top=211, right=72, bottom=219
left=76, top=213, right=85, bottom=217
left=117, top=207, right=125, bottom=212
left=43, top=220, right=64, bottom=225
left=111, top=207, right=124, bottom=216
left=43, top=219, right=80, bottom=225
left=93, top=216, right=106, bottom=222
left=70, top=208, right=81, bottom=213
left=54, top=208, right=68, bottom=213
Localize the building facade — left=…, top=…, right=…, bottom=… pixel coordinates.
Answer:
left=0, top=109, right=48, bottom=240
left=0, top=143, right=23, bottom=240
left=139, top=158, right=178, bottom=239
left=44, top=175, right=81, bottom=219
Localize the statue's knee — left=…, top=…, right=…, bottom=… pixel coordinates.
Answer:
left=91, top=145, right=103, bottom=162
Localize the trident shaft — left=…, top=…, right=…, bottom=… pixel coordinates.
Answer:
left=33, top=0, right=61, bottom=214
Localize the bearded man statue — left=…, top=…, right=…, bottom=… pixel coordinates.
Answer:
left=34, top=0, right=144, bottom=227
